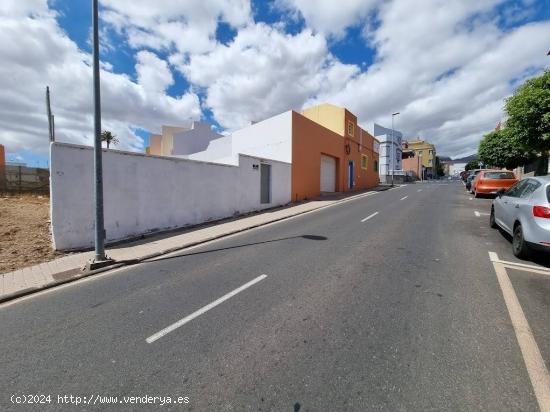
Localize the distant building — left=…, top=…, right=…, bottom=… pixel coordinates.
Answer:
left=365, top=123, right=403, bottom=183
left=402, top=139, right=437, bottom=179
left=146, top=122, right=221, bottom=157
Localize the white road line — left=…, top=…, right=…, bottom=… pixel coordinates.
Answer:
left=489, top=255, right=550, bottom=277
left=417, top=189, right=422, bottom=192
left=400, top=196, right=408, bottom=201
left=474, top=211, right=490, bottom=217
left=469, top=197, right=473, bottom=200
left=146, top=274, right=267, bottom=344
left=361, top=212, right=379, bottom=222
left=488, top=252, right=550, bottom=411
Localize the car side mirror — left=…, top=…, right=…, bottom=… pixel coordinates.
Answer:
left=496, top=188, right=506, bottom=198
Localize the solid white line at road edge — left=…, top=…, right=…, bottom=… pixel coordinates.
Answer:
left=146, top=274, right=267, bottom=344
left=488, top=251, right=550, bottom=411
left=361, top=212, right=379, bottom=222
left=400, top=196, right=408, bottom=200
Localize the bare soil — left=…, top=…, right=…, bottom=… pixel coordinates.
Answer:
left=0, top=195, right=66, bottom=274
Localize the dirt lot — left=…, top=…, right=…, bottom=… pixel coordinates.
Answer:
left=0, top=195, right=66, bottom=274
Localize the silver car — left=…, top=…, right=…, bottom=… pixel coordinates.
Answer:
left=490, top=176, right=550, bottom=258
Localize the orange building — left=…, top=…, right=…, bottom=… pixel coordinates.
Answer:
left=293, top=108, right=380, bottom=201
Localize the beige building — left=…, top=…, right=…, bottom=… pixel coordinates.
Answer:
left=147, top=125, right=189, bottom=156
left=402, top=139, right=437, bottom=179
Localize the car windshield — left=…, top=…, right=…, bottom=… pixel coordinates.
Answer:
left=484, top=172, right=515, bottom=179
left=547, top=185, right=550, bottom=203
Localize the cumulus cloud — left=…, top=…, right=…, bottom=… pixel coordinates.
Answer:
left=0, top=0, right=200, bottom=155
left=101, top=0, right=252, bottom=54
left=305, top=0, right=550, bottom=155
left=275, top=0, right=380, bottom=38
left=175, top=23, right=359, bottom=130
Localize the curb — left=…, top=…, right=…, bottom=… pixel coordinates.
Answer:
left=0, top=186, right=392, bottom=304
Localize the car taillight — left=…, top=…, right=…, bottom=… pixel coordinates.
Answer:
left=533, top=206, right=550, bottom=218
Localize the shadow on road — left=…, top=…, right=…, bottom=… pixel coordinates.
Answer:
left=143, top=235, right=328, bottom=264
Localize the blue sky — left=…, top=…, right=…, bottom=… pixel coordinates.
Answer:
left=2, top=0, right=549, bottom=167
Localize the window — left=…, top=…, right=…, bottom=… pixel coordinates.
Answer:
left=361, top=154, right=368, bottom=170
left=347, top=121, right=355, bottom=137
left=428, top=159, right=432, bottom=166
left=418, top=150, right=423, bottom=155
left=520, top=179, right=541, bottom=199
left=374, top=160, right=378, bottom=172
left=484, top=172, right=516, bottom=179
left=505, top=180, right=528, bottom=198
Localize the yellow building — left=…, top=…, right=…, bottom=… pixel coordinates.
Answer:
left=403, top=139, right=437, bottom=178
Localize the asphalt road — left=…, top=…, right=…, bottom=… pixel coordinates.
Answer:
left=1, top=181, right=549, bottom=411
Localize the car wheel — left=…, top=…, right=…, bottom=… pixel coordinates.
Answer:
left=512, top=224, right=531, bottom=259
left=490, top=207, right=498, bottom=228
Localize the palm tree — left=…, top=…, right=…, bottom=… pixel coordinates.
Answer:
left=101, top=130, right=119, bottom=149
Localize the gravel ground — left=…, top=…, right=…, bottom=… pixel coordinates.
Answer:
left=0, top=195, right=66, bottom=274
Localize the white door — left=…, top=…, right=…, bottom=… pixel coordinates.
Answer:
left=320, top=155, right=336, bottom=192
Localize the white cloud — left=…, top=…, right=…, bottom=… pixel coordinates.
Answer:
left=0, top=0, right=200, bottom=155
left=101, top=0, right=252, bottom=54
left=309, top=0, right=550, bottom=155
left=135, top=50, right=174, bottom=93
left=176, top=23, right=359, bottom=130
left=275, top=0, right=380, bottom=38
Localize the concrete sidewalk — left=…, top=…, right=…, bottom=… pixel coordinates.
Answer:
left=0, top=187, right=394, bottom=303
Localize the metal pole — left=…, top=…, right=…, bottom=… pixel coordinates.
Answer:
left=391, top=112, right=400, bottom=186
left=46, top=86, right=53, bottom=142
left=92, top=0, right=106, bottom=262
left=391, top=117, right=394, bottom=186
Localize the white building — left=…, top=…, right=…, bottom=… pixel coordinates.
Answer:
left=449, top=162, right=467, bottom=176
left=366, top=123, right=403, bottom=182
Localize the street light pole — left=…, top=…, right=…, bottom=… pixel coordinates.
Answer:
left=92, top=0, right=106, bottom=263
left=391, top=112, right=400, bottom=186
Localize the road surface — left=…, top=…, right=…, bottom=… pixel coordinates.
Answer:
left=1, top=182, right=549, bottom=411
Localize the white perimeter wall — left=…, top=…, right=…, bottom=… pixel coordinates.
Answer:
left=50, top=143, right=291, bottom=250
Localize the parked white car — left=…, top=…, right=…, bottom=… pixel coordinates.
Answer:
left=490, top=176, right=550, bottom=258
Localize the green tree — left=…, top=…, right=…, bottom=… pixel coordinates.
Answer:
left=505, top=70, right=550, bottom=152
left=101, top=130, right=119, bottom=149
left=478, top=129, right=529, bottom=169
left=465, top=159, right=479, bottom=171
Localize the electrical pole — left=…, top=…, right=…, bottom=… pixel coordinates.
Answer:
left=89, top=0, right=111, bottom=267
left=46, top=86, right=54, bottom=142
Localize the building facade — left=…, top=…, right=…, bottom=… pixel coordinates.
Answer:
left=299, top=104, right=380, bottom=200
left=164, top=104, right=380, bottom=201
left=402, top=139, right=437, bottom=179
left=365, top=123, right=403, bottom=183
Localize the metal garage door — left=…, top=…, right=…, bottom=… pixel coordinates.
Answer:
left=320, top=155, right=336, bottom=192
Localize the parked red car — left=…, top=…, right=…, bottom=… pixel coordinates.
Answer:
left=472, top=170, right=518, bottom=197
